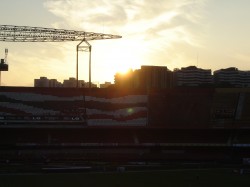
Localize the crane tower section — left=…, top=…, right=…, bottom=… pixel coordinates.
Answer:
left=0, top=25, right=121, bottom=42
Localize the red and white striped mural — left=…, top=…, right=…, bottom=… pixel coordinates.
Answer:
left=0, top=90, right=148, bottom=126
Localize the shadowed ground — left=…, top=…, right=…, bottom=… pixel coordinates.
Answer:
left=1, top=168, right=250, bottom=187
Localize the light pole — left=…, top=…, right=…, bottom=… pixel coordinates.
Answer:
left=76, top=40, right=92, bottom=89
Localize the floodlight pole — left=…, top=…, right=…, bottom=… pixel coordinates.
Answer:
left=76, top=39, right=92, bottom=89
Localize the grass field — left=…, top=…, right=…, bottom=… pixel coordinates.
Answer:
left=0, top=168, right=250, bottom=187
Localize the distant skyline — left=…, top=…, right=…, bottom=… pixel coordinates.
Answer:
left=0, top=0, right=250, bottom=86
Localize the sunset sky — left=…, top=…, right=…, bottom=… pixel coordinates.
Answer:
left=0, top=0, right=249, bottom=86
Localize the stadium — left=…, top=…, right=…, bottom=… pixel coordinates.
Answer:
left=1, top=86, right=250, bottom=186
left=0, top=25, right=250, bottom=186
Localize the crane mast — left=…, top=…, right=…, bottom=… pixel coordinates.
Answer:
left=5, top=48, right=8, bottom=64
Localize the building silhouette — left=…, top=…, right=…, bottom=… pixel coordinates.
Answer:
left=139, top=65, right=173, bottom=89
left=34, top=77, right=62, bottom=87
left=62, top=77, right=93, bottom=88
left=173, top=66, right=213, bottom=87
left=34, top=77, right=97, bottom=88
left=115, top=66, right=173, bottom=90
left=214, top=67, right=250, bottom=87
left=35, top=66, right=250, bottom=89
left=49, top=79, right=62, bottom=87
left=115, top=69, right=135, bottom=88
left=100, top=82, right=112, bottom=88
left=34, top=77, right=49, bottom=87
left=63, top=77, right=79, bottom=88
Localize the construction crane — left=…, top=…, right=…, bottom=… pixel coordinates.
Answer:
left=0, top=25, right=122, bottom=87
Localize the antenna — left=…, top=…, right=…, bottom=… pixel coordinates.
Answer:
left=196, top=53, right=199, bottom=67
left=5, top=48, right=8, bottom=64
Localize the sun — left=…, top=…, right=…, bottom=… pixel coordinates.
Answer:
left=111, top=52, right=141, bottom=76
left=90, top=38, right=145, bottom=83
left=117, top=67, right=131, bottom=75
left=111, top=39, right=144, bottom=72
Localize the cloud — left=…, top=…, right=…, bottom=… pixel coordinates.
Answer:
left=44, top=0, right=128, bottom=31
left=44, top=0, right=206, bottom=38
left=43, top=0, right=207, bottom=74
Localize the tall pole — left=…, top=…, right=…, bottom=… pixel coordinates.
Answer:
left=76, top=39, right=92, bottom=89
left=76, top=45, right=79, bottom=88
left=76, top=39, right=85, bottom=88
left=89, top=45, right=92, bottom=89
